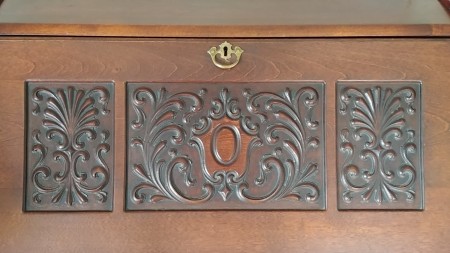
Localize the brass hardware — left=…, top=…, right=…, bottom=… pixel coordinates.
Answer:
left=207, top=41, right=243, bottom=69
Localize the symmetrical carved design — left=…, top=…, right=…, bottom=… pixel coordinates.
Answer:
left=337, top=81, right=423, bottom=210
left=127, top=82, right=325, bottom=210
left=26, top=82, right=114, bottom=211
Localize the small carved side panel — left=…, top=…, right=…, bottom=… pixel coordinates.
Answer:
left=25, top=82, right=114, bottom=211
left=126, top=82, right=325, bottom=210
left=337, top=81, right=423, bottom=210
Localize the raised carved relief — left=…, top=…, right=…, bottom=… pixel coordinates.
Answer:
left=25, top=82, right=114, bottom=211
left=127, top=82, right=325, bottom=210
left=337, top=81, right=423, bottom=210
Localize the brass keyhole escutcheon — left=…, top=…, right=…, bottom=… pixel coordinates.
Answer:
left=207, top=41, right=244, bottom=69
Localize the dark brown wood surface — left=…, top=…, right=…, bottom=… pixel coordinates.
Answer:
left=440, top=0, right=450, bottom=11
left=0, top=38, right=449, bottom=252
left=1, top=0, right=450, bottom=37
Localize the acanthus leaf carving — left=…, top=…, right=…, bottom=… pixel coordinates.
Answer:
left=26, top=83, right=114, bottom=211
left=337, top=82, right=423, bottom=210
left=127, top=83, right=325, bottom=210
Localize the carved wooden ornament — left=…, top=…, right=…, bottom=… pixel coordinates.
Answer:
left=25, top=82, right=114, bottom=211
left=126, top=82, right=325, bottom=210
left=337, top=81, right=423, bottom=210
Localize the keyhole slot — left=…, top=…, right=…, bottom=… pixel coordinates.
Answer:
left=223, top=46, right=228, bottom=57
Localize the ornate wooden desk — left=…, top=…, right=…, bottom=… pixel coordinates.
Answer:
left=0, top=0, right=449, bottom=252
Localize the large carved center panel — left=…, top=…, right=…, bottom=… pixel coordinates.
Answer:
left=126, top=82, right=325, bottom=210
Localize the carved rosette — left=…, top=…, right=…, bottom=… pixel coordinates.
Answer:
left=337, top=81, right=423, bottom=210
left=26, top=82, right=114, bottom=211
left=127, top=82, right=325, bottom=210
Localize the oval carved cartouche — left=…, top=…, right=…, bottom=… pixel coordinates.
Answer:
left=211, top=124, right=241, bottom=166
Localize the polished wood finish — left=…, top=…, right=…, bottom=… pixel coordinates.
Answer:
left=0, top=38, right=449, bottom=252
left=2, top=23, right=450, bottom=38
left=1, top=0, right=450, bottom=37
left=126, top=82, right=326, bottom=210
left=336, top=81, right=423, bottom=210
left=25, top=82, right=114, bottom=211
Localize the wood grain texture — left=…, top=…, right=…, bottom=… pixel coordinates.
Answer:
left=0, top=0, right=450, bottom=37
left=0, top=38, right=449, bottom=252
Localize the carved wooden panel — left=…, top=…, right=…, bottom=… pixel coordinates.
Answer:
left=336, top=81, right=423, bottom=210
left=25, top=82, right=114, bottom=211
left=126, top=82, right=325, bottom=210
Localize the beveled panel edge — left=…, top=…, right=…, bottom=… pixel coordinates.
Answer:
left=24, top=81, right=115, bottom=211
left=125, top=81, right=326, bottom=210
left=336, top=80, right=423, bottom=210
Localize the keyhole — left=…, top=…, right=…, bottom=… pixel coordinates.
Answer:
left=223, top=46, right=228, bottom=57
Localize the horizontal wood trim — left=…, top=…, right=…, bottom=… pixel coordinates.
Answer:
left=1, top=23, right=450, bottom=38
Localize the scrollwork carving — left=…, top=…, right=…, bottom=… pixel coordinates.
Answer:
left=127, top=82, right=325, bottom=210
left=26, top=82, right=114, bottom=211
left=337, top=81, right=423, bottom=210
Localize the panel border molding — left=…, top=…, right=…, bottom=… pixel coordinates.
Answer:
left=25, top=81, right=115, bottom=211
left=126, top=82, right=326, bottom=210
left=336, top=80, right=423, bottom=210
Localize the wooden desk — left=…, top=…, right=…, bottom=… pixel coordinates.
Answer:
left=0, top=0, right=449, bottom=252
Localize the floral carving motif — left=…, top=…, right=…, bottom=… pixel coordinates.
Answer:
left=337, top=83, right=423, bottom=209
left=127, top=83, right=324, bottom=209
left=27, top=83, right=113, bottom=210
